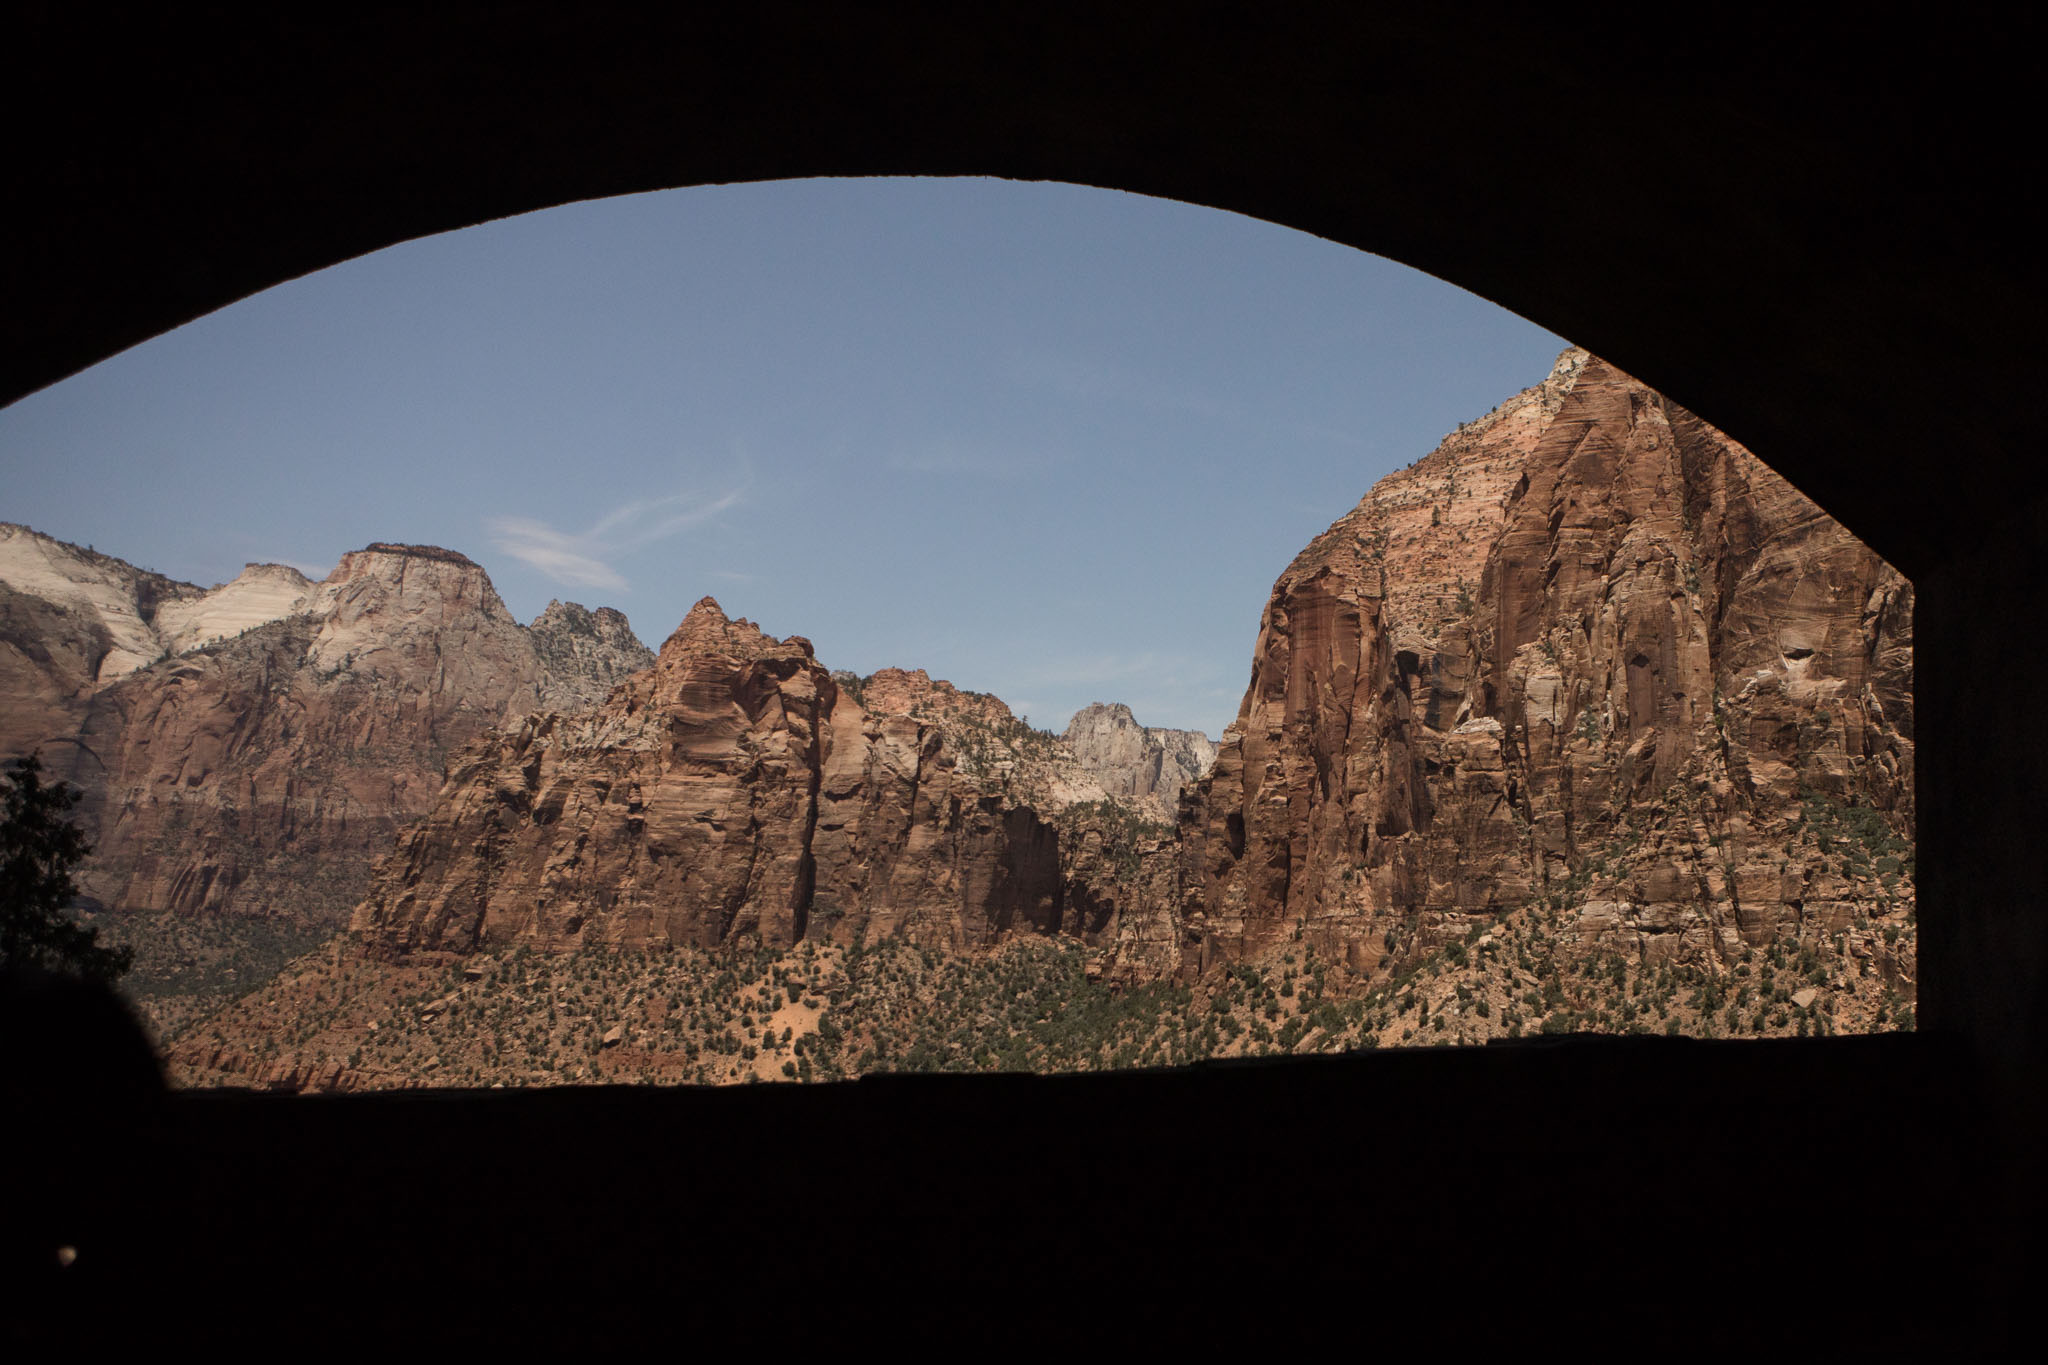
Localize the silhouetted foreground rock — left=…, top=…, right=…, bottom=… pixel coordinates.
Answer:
left=4, top=1019, right=2004, bottom=1348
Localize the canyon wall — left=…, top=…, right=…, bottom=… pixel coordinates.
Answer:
left=146, top=349, right=1911, bottom=1001
left=155, top=349, right=1919, bottom=1089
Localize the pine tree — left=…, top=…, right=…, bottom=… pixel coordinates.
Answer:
left=0, top=752, right=132, bottom=985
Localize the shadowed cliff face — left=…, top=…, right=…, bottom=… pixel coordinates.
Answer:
left=352, top=600, right=1074, bottom=958
left=0, top=523, right=220, bottom=692
left=0, top=523, right=218, bottom=765
left=0, top=580, right=113, bottom=767
left=1168, top=351, right=1914, bottom=991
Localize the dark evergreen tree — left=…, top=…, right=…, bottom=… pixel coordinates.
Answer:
left=0, top=752, right=131, bottom=985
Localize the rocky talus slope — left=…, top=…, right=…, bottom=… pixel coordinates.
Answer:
left=1059, top=702, right=1216, bottom=821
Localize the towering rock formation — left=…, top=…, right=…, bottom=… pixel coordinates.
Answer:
left=1166, top=349, right=1913, bottom=988
left=1060, top=703, right=1216, bottom=821
left=353, top=600, right=1086, bottom=957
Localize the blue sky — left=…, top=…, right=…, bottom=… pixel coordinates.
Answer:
left=0, top=177, right=1566, bottom=736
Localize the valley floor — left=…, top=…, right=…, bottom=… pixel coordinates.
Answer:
left=161, top=902, right=1917, bottom=1092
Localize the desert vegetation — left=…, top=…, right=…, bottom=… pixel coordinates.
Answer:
left=165, top=873, right=1914, bottom=1092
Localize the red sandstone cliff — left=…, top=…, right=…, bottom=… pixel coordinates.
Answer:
left=352, top=601, right=1093, bottom=957
left=1165, top=350, right=1914, bottom=994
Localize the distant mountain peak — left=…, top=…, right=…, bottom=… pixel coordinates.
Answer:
left=1060, top=702, right=1217, bottom=819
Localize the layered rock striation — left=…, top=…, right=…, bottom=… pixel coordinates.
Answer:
left=154, top=562, right=316, bottom=657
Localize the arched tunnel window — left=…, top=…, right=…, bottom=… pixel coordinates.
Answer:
left=0, top=177, right=1912, bottom=1091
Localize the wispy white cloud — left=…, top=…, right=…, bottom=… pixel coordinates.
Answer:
left=489, top=486, right=744, bottom=592
left=712, top=569, right=755, bottom=583
left=487, top=518, right=628, bottom=591
left=586, top=489, right=745, bottom=546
